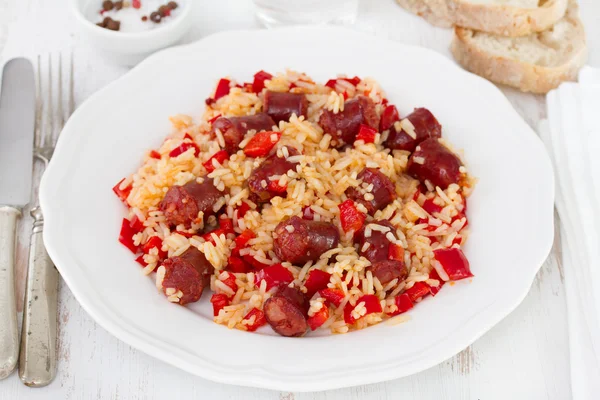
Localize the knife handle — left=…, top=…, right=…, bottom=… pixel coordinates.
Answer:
left=18, top=207, right=58, bottom=387
left=0, top=206, right=20, bottom=380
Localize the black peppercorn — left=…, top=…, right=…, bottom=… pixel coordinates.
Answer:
left=102, top=0, right=114, bottom=11
left=150, top=12, right=161, bottom=22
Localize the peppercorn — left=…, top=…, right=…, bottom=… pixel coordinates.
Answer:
left=141, top=15, right=148, bottom=21
left=102, top=0, right=114, bottom=11
left=114, top=1, right=123, bottom=10
left=150, top=11, right=161, bottom=22
left=167, top=1, right=178, bottom=9
left=158, top=5, right=169, bottom=16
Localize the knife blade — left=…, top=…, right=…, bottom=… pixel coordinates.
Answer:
left=0, top=58, right=35, bottom=380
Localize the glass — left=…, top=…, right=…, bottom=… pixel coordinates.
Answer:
left=253, top=0, right=360, bottom=28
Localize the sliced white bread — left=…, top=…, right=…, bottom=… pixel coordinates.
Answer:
left=451, top=0, right=587, bottom=94
left=396, top=0, right=569, bottom=37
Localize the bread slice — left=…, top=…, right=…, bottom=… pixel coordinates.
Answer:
left=396, top=0, right=569, bottom=37
left=451, top=0, right=587, bottom=94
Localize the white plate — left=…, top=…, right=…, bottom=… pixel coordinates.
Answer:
left=40, top=26, right=554, bottom=391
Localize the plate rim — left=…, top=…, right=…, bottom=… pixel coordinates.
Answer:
left=40, top=25, right=555, bottom=391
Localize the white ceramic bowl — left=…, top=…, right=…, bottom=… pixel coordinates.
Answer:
left=40, top=27, right=555, bottom=391
left=71, top=0, right=193, bottom=66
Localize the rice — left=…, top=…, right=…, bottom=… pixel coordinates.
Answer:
left=116, top=70, right=475, bottom=336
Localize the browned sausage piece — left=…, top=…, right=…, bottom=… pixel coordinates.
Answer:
left=212, top=113, right=276, bottom=154
left=264, top=285, right=308, bottom=337
left=318, top=96, right=379, bottom=147
left=345, top=168, right=396, bottom=215
left=247, top=146, right=299, bottom=202
left=264, top=91, right=308, bottom=123
left=274, top=216, right=340, bottom=264
left=357, top=220, right=407, bottom=285
left=160, top=178, right=227, bottom=227
left=407, top=138, right=462, bottom=189
left=160, top=247, right=215, bottom=305
left=384, top=108, right=442, bottom=152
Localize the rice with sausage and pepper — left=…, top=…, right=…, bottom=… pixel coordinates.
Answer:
left=114, top=70, right=476, bottom=336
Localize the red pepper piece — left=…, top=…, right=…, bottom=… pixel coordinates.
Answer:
left=254, top=264, right=294, bottom=290
left=319, top=288, right=345, bottom=307
left=243, top=83, right=253, bottom=92
left=416, top=218, right=438, bottom=231
left=404, top=282, right=430, bottom=303
left=169, top=142, right=199, bottom=158
left=422, top=198, right=443, bottom=215
left=304, top=270, right=332, bottom=298
left=203, top=150, right=229, bottom=173
left=302, top=206, right=314, bottom=220
left=412, top=187, right=422, bottom=202
left=338, top=200, right=366, bottom=233
left=380, top=105, right=400, bottom=132
left=129, top=215, right=144, bottom=232
left=227, top=255, right=251, bottom=273
left=243, top=308, right=267, bottom=332
left=324, top=79, right=337, bottom=89
left=210, top=293, right=230, bottom=317
left=308, top=306, right=329, bottom=331
left=355, top=124, right=377, bottom=144
left=267, top=180, right=287, bottom=194
left=234, top=229, right=256, bottom=251
left=242, top=255, right=270, bottom=270
left=208, top=113, right=222, bottom=124
left=427, top=268, right=445, bottom=296
left=344, top=294, right=382, bottom=324
left=175, top=230, right=195, bottom=238
left=149, top=150, right=161, bottom=160
left=388, top=293, right=413, bottom=316
left=452, top=212, right=469, bottom=229
left=388, top=243, right=404, bottom=261
left=142, top=236, right=167, bottom=260
left=252, top=70, right=273, bottom=93
left=213, top=78, right=231, bottom=101
left=243, top=131, right=281, bottom=158
left=119, top=218, right=140, bottom=254
left=135, top=254, right=147, bottom=267
left=112, top=178, right=132, bottom=203
left=433, top=248, right=473, bottom=281
left=325, top=76, right=361, bottom=90
left=220, top=272, right=238, bottom=294
left=236, top=201, right=251, bottom=219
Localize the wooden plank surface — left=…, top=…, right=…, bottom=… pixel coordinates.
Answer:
left=0, top=0, right=598, bottom=398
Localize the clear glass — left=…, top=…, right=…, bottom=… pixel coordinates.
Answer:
left=253, top=0, right=359, bottom=28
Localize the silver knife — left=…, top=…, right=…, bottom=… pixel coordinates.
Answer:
left=0, top=58, right=35, bottom=380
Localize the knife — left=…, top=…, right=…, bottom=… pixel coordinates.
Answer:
left=0, top=58, right=35, bottom=380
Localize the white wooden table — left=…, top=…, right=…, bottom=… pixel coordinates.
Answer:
left=0, top=0, right=598, bottom=398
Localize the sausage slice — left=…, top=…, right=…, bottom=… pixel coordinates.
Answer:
left=160, top=178, right=227, bottom=227
left=274, top=216, right=340, bottom=264
left=160, top=247, right=214, bottom=305
left=318, top=96, right=379, bottom=147
left=407, top=138, right=462, bottom=189
left=247, top=146, right=299, bottom=202
left=212, top=113, right=276, bottom=154
left=357, top=220, right=407, bottom=285
left=384, top=108, right=442, bottom=152
left=264, top=91, right=308, bottom=123
left=264, top=285, right=308, bottom=337
left=345, top=168, right=396, bottom=215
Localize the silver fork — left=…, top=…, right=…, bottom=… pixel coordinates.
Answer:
left=18, top=53, right=74, bottom=387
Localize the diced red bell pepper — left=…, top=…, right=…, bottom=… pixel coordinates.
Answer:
left=184, top=133, right=194, bottom=141
left=427, top=268, right=445, bottom=296
left=227, top=255, right=251, bottom=273
left=210, top=293, right=230, bottom=317
left=422, top=198, right=443, bottom=215
left=252, top=70, right=273, bottom=93
left=302, top=206, right=314, bottom=220
left=433, top=248, right=473, bottom=281
left=338, top=200, right=366, bottom=233
left=380, top=105, right=400, bottom=132
left=242, top=255, right=271, bottom=270
left=452, top=212, right=469, bottom=229
left=149, top=150, right=161, bottom=160
left=132, top=0, right=141, bottom=9
left=202, top=229, right=226, bottom=245
left=219, top=216, right=234, bottom=233
left=404, top=282, right=430, bottom=303
left=119, top=217, right=140, bottom=254
left=304, top=270, right=332, bottom=298
left=112, top=178, right=132, bottom=203
left=203, top=150, right=229, bottom=173
left=254, top=264, right=294, bottom=290
left=319, top=288, right=345, bottom=307
left=220, top=272, right=238, bottom=294
left=416, top=218, right=437, bottom=231
left=412, top=188, right=422, bottom=202
left=175, top=230, right=195, bottom=238
left=388, top=293, right=413, bottom=316
left=236, top=201, right=252, bottom=219
left=135, top=254, right=147, bottom=267
left=451, top=236, right=463, bottom=246
left=388, top=243, right=404, bottom=261
left=243, top=308, right=267, bottom=332
left=208, top=113, right=222, bottom=124
left=169, top=142, right=199, bottom=158
left=308, top=306, right=329, bottom=331
left=142, top=236, right=167, bottom=260
left=213, top=78, right=231, bottom=101
left=130, top=215, right=144, bottom=232
left=267, top=180, right=287, bottom=194
left=325, top=76, right=361, bottom=89
left=234, top=229, right=256, bottom=252
left=355, top=124, right=377, bottom=144
left=344, top=294, right=382, bottom=324
left=243, top=131, right=281, bottom=158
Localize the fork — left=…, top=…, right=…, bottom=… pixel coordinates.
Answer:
left=18, top=53, right=74, bottom=387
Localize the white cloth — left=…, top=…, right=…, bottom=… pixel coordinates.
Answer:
left=539, top=66, right=600, bottom=400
